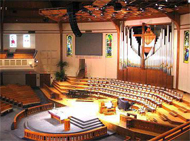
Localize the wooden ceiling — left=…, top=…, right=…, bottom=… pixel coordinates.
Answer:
left=1, top=0, right=190, bottom=23
left=39, top=0, right=190, bottom=23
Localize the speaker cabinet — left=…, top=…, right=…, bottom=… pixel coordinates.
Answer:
left=67, top=2, right=82, bottom=37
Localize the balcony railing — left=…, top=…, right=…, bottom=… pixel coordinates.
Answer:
left=0, top=58, right=35, bottom=70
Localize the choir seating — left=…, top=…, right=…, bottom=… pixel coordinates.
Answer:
left=0, top=100, right=13, bottom=115
left=0, top=52, right=7, bottom=59
left=86, top=77, right=183, bottom=113
left=0, top=84, right=40, bottom=107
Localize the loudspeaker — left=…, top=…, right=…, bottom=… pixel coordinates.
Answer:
left=67, top=2, right=82, bottom=37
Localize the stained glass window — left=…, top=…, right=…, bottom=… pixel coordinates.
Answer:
left=106, top=34, right=113, bottom=58
left=66, top=35, right=73, bottom=57
left=23, top=34, right=30, bottom=48
left=184, top=31, right=189, bottom=63
left=10, top=34, right=17, bottom=48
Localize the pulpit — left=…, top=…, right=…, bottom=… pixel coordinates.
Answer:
left=64, top=119, right=70, bottom=131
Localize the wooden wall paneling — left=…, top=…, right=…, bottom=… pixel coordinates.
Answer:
left=128, top=67, right=141, bottom=83
left=140, top=69, right=147, bottom=84
left=146, top=69, right=155, bottom=86
left=156, top=70, right=164, bottom=87
left=167, top=75, right=173, bottom=89
left=123, top=68, right=128, bottom=81
left=162, top=72, right=167, bottom=88
left=26, top=74, right=36, bottom=87
left=118, top=69, right=124, bottom=80
left=40, top=74, right=50, bottom=87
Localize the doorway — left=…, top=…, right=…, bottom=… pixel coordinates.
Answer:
left=40, top=74, right=50, bottom=87
left=26, top=74, right=36, bottom=87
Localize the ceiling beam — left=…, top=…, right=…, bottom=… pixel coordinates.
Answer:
left=164, top=11, right=180, bottom=29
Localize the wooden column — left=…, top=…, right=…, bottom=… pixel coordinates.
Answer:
left=59, top=22, right=63, bottom=71
left=165, top=12, right=180, bottom=89
left=112, top=20, right=121, bottom=80
left=0, top=0, right=5, bottom=51
left=176, top=26, right=180, bottom=89
left=141, top=23, right=145, bottom=69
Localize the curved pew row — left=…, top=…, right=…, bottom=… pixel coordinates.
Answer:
left=0, top=100, right=13, bottom=115
left=0, top=84, right=41, bottom=107
left=85, top=77, right=183, bottom=112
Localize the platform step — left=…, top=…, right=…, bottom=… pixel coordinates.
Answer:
left=70, top=117, right=102, bottom=127
left=169, top=111, right=178, bottom=117
left=178, top=107, right=188, bottom=113
left=71, top=116, right=100, bottom=123
left=70, top=121, right=104, bottom=129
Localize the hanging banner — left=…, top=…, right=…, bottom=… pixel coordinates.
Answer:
left=66, top=35, right=73, bottom=57
left=106, top=34, right=113, bottom=58
left=23, top=34, right=31, bottom=48
left=184, top=30, right=189, bottom=63
left=10, top=34, right=17, bottom=48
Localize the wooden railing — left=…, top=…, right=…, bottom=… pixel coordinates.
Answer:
left=13, top=103, right=53, bottom=129
left=149, top=121, right=190, bottom=141
left=24, top=126, right=107, bottom=141
left=120, top=114, right=173, bottom=134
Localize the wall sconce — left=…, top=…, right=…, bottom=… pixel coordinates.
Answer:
left=29, top=59, right=38, bottom=68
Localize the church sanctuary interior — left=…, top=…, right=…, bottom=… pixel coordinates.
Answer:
left=1, top=0, right=190, bottom=141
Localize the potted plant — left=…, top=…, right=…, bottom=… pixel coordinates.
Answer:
left=55, top=61, right=68, bottom=81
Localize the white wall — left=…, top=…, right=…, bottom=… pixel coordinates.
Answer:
left=3, top=23, right=60, bottom=85
left=178, top=13, right=190, bottom=93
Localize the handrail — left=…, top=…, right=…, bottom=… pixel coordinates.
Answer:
left=13, top=103, right=53, bottom=129
left=24, top=126, right=107, bottom=141
left=149, top=121, right=190, bottom=141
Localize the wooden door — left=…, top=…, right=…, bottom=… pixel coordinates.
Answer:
left=26, top=74, right=36, bottom=87
left=40, top=74, right=50, bottom=87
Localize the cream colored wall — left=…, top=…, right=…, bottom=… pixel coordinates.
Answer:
left=178, top=13, right=190, bottom=93
left=62, top=22, right=117, bottom=78
left=3, top=22, right=118, bottom=85
left=3, top=23, right=60, bottom=85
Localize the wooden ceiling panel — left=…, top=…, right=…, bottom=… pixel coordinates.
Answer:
left=3, top=0, right=190, bottom=23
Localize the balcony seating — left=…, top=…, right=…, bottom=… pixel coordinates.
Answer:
left=0, top=52, right=7, bottom=59
left=13, top=49, right=36, bottom=59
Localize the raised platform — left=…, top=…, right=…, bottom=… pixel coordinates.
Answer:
left=25, top=107, right=105, bottom=134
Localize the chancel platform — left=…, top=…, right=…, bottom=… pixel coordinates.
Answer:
left=25, top=108, right=103, bottom=134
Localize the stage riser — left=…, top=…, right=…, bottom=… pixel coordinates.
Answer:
left=70, top=116, right=104, bottom=130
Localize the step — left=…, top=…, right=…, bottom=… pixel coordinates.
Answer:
left=70, top=121, right=104, bottom=129
left=169, top=111, right=178, bottom=117
left=70, top=117, right=102, bottom=126
left=53, top=82, right=71, bottom=90
left=53, top=84, right=69, bottom=94
left=178, top=107, right=188, bottom=113
left=71, top=116, right=100, bottom=123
